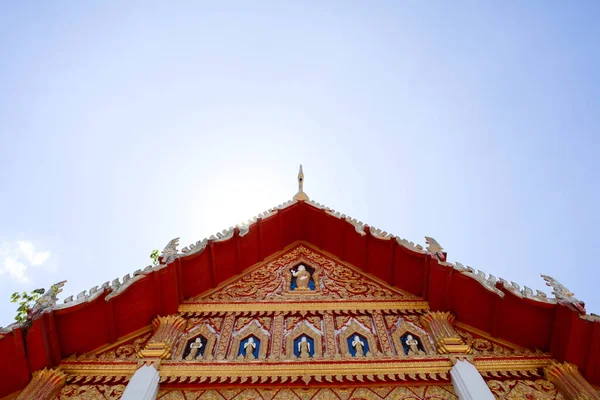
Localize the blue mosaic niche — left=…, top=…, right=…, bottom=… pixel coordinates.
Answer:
left=400, top=333, right=425, bottom=356
left=182, top=335, right=207, bottom=359
left=290, top=263, right=316, bottom=290
left=238, top=335, right=260, bottom=359
left=347, top=334, right=369, bottom=357
left=293, top=335, right=315, bottom=358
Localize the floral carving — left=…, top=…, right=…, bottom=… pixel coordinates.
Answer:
left=322, top=311, right=337, bottom=358
left=372, top=311, right=394, bottom=356
left=56, top=384, right=126, bottom=399
left=269, top=313, right=285, bottom=360
left=215, top=313, right=235, bottom=360
left=487, top=379, right=564, bottom=399
left=96, top=333, right=151, bottom=361
left=385, top=314, right=401, bottom=330
left=456, top=327, right=536, bottom=356
left=196, top=245, right=413, bottom=302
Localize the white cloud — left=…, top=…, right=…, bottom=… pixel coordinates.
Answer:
left=0, top=241, right=51, bottom=284
left=2, top=257, right=28, bottom=283
left=18, top=241, right=50, bottom=266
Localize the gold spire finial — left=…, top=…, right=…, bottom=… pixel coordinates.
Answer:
left=293, top=164, right=309, bottom=201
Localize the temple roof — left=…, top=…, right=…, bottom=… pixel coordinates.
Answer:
left=1, top=166, right=599, bottom=397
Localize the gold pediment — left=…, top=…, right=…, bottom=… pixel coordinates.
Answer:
left=184, top=243, right=421, bottom=311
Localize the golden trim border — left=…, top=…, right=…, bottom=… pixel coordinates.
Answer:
left=159, top=359, right=454, bottom=378
left=59, top=362, right=138, bottom=376
left=57, top=355, right=553, bottom=378
left=474, top=357, right=553, bottom=370
left=179, top=300, right=430, bottom=314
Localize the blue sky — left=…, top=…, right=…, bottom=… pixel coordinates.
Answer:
left=0, top=1, right=598, bottom=327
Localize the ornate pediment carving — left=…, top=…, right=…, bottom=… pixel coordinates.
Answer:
left=192, top=244, right=417, bottom=304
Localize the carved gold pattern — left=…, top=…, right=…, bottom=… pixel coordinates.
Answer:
left=487, top=379, right=564, bottom=399
left=233, top=316, right=272, bottom=332
left=86, top=326, right=152, bottom=358
left=335, top=315, right=352, bottom=330
left=385, top=314, right=401, bottom=329
left=422, top=311, right=471, bottom=354
left=269, top=313, right=285, bottom=360
left=47, top=242, right=600, bottom=397
left=193, top=245, right=415, bottom=303
left=371, top=311, right=394, bottom=357
left=54, top=384, right=126, bottom=399
left=390, top=319, right=435, bottom=356
left=338, top=319, right=380, bottom=358
left=138, top=315, right=186, bottom=359
left=182, top=299, right=430, bottom=314
left=172, top=323, right=217, bottom=361
left=544, top=362, right=600, bottom=400
left=322, top=311, right=337, bottom=359
left=305, top=316, right=321, bottom=330
left=17, top=368, right=66, bottom=400
left=282, top=259, right=322, bottom=296
left=57, top=355, right=555, bottom=387
left=186, top=316, right=222, bottom=333
left=456, top=326, right=538, bottom=356
left=215, top=312, right=235, bottom=360
left=284, top=321, right=323, bottom=359
left=228, top=321, right=269, bottom=360
left=157, top=385, right=458, bottom=399
left=158, top=359, right=455, bottom=383
left=96, top=333, right=151, bottom=361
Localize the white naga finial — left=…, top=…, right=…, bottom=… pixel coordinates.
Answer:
left=541, top=274, right=586, bottom=314
left=293, top=164, right=309, bottom=201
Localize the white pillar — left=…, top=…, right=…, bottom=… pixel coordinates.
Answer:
left=450, top=360, right=495, bottom=400
left=121, top=365, right=160, bottom=400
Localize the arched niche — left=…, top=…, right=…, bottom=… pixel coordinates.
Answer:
left=285, top=322, right=323, bottom=360
left=390, top=320, right=435, bottom=357
left=237, top=335, right=261, bottom=360
left=283, top=258, right=322, bottom=295
left=338, top=319, right=379, bottom=358
left=173, top=323, right=217, bottom=361
left=229, top=322, right=269, bottom=360
left=399, top=333, right=426, bottom=356
left=183, top=336, right=207, bottom=360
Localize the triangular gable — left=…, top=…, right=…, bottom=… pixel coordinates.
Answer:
left=191, top=243, right=419, bottom=303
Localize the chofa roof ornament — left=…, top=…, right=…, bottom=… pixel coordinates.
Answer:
left=541, top=274, right=586, bottom=314
left=425, top=236, right=447, bottom=262
left=161, top=237, right=180, bottom=264
left=31, top=281, right=66, bottom=316
left=293, top=164, right=309, bottom=201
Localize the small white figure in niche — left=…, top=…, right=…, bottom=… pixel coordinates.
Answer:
left=243, top=337, right=257, bottom=360
left=291, top=264, right=312, bottom=291
left=185, top=337, right=203, bottom=360
left=298, top=336, right=311, bottom=359
left=351, top=335, right=365, bottom=357
left=406, top=334, right=426, bottom=356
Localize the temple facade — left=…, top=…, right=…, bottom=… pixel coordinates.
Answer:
left=1, top=167, right=599, bottom=399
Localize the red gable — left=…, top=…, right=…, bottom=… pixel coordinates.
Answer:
left=1, top=196, right=599, bottom=397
